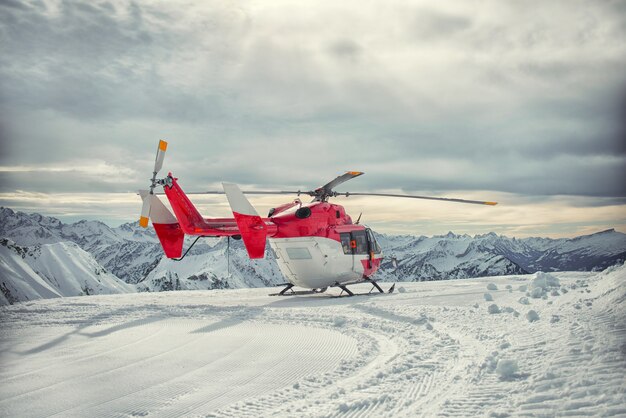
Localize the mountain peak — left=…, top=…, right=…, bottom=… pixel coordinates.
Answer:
left=1, top=206, right=16, bottom=216
left=433, top=231, right=461, bottom=239
left=593, top=228, right=616, bottom=235
left=474, top=232, right=498, bottom=239
left=569, top=228, right=622, bottom=243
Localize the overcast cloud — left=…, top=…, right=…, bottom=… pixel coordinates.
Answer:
left=1, top=0, right=625, bottom=237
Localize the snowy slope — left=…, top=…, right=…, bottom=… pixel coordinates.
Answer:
left=0, top=208, right=164, bottom=283
left=0, top=239, right=133, bottom=305
left=0, top=239, right=62, bottom=305
left=1, top=265, right=624, bottom=417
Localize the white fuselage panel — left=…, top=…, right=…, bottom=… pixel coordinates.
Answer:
left=269, top=237, right=365, bottom=289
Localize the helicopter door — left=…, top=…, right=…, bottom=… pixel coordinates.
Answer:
left=348, top=230, right=369, bottom=271
left=340, top=232, right=354, bottom=272
left=272, top=247, right=296, bottom=280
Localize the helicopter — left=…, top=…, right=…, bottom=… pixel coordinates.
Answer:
left=139, top=140, right=497, bottom=296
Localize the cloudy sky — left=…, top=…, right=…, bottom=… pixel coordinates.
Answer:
left=1, top=0, right=625, bottom=237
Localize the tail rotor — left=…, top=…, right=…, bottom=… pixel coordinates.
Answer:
left=139, top=139, right=168, bottom=228
left=139, top=190, right=151, bottom=227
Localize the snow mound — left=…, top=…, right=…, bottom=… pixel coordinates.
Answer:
left=531, top=271, right=560, bottom=290
left=333, top=316, right=347, bottom=327
left=526, top=310, right=539, bottom=322
left=502, top=306, right=519, bottom=317
left=496, top=359, right=519, bottom=380
left=488, top=304, right=500, bottom=314
left=528, top=271, right=560, bottom=299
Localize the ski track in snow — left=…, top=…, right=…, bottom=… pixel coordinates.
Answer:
left=1, top=267, right=625, bottom=417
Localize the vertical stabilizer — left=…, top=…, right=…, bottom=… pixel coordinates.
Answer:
left=163, top=175, right=209, bottom=234
left=223, top=183, right=268, bottom=259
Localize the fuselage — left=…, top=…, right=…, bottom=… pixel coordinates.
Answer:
left=267, top=201, right=383, bottom=289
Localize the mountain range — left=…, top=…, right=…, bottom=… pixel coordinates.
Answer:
left=1, top=206, right=625, bottom=305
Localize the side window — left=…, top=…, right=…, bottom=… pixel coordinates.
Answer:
left=340, top=233, right=352, bottom=255
left=286, top=247, right=313, bottom=260
left=366, top=229, right=382, bottom=254
left=352, top=230, right=368, bottom=255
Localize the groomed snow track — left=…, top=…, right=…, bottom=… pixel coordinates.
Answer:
left=1, top=265, right=625, bottom=417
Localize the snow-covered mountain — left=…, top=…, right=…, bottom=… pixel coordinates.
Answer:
left=0, top=207, right=163, bottom=283
left=1, top=206, right=625, bottom=300
left=376, top=229, right=626, bottom=282
left=0, top=238, right=132, bottom=305
left=0, top=207, right=286, bottom=295
left=376, top=232, right=527, bottom=281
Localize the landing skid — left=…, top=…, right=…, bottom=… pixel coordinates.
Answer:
left=269, top=279, right=395, bottom=297
left=335, top=278, right=395, bottom=297
left=269, top=283, right=328, bottom=296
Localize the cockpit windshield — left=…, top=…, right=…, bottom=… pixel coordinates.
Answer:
left=366, top=228, right=381, bottom=254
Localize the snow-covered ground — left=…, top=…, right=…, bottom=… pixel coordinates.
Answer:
left=1, top=265, right=624, bottom=417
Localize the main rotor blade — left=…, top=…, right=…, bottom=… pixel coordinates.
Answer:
left=342, top=192, right=498, bottom=206
left=317, top=171, right=364, bottom=194
left=154, top=188, right=497, bottom=205
left=155, top=190, right=306, bottom=196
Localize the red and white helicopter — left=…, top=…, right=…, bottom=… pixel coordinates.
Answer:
left=139, top=140, right=497, bottom=296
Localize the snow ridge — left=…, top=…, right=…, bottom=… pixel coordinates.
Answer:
left=0, top=238, right=132, bottom=305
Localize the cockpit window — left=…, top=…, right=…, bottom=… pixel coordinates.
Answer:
left=352, top=230, right=368, bottom=255
left=340, top=233, right=351, bottom=254
left=366, top=229, right=382, bottom=254
left=341, top=230, right=377, bottom=255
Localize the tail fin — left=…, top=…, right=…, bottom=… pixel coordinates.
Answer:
left=163, top=174, right=209, bottom=235
left=223, top=183, right=267, bottom=259
left=139, top=190, right=184, bottom=258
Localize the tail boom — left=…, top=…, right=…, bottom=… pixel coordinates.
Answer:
left=159, top=174, right=276, bottom=259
